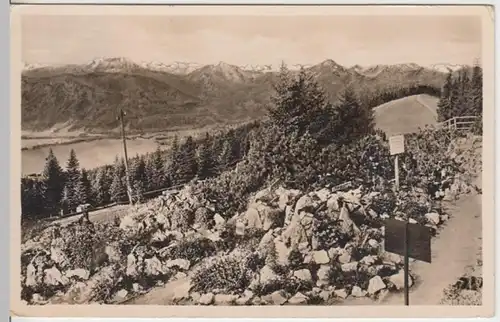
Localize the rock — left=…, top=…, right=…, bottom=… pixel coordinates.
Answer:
left=132, top=283, right=142, bottom=293
left=274, top=240, right=291, bottom=266
left=198, top=293, right=214, bottom=305
left=214, top=214, right=226, bottom=227
left=360, top=255, right=377, bottom=266
left=293, top=269, right=312, bottom=282
left=351, top=286, right=367, bottom=297
left=303, top=253, right=313, bottom=264
left=312, top=250, right=330, bottom=264
left=270, top=290, right=288, bottom=305
left=166, top=258, right=191, bottom=270
left=440, top=214, right=449, bottom=222
left=172, top=280, right=192, bottom=302
left=288, top=292, right=308, bottom=304
left=235, top=221, right=246, bottom=236
left=425, top=212, right=440, bottom=225
left=251, top=296, right=264, bottom=305
left=115, top=289, right=128, bottom=300
left=295, top=195, right=316, bottom=214
left=338, top=250, right=351, bottom=264
left=334, top=288, right=348, bottom=299
left=43, top=266, right=68, bottom=286
left=126, top=254, right=139, bottom=276
left=367, top=276, right=386, bottom=294
left=367, top=239, right=379, bottom=248
left=341, top=262, right=359, bottom=272
left=328, top=247, right=341, bottom=259
left=382, top=252, right=402, bottom=265
left=144, top=256, right=167, bottom=276
left=31, top=293, right=47, bottom=304
left=315, top=188, right=332, bottom=202
left=105, top=243, right=122, bottom=262
left=326, top=194, right=341, bottom=212
left=260, top=265, right=278, bottom=284
left=65, top=268, right=90, bottom=280
left=389, top=270, right=414, bottom=290
left=214, top=294, right=238, bottom=305
left=25, top=264, right=40, bottom=287
left=258, top=230, right=275, bottom=249
left=409, top=218, right=418, bottom=224
left=276, top=187, right=301, bottom=211
left=190, top=292, right=201, bottom=303
left=320, top=290, right=332, bottom=302
left=284, top=205, right=294, bottom=225
left=317, top=265, right=331, bottom=283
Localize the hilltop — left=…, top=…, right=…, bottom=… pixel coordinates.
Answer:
left=21, top=58, right=458, bottom=133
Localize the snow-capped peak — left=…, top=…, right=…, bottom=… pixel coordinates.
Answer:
left=429, top=63, right=467, bottom=73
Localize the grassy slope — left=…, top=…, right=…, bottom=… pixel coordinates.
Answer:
left=373, top=94, right=439, bottom=136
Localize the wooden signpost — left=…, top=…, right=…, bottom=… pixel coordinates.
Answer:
left=384, top=219, right=432, bottom=306
left=389, top=135, right=405, bottom=191
left=385, top=134, right=432, bottom=305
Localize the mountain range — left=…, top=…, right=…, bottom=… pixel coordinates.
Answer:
left=21, top=58, right=468, bottom=133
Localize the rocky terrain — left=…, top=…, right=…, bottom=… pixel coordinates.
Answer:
left=19, top=133, right=482, bottom=306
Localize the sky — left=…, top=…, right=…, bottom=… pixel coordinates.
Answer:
left=21, top=14, right=482, bottom=68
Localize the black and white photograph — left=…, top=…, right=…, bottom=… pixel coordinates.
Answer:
left=11, top=4, right=494, bottom=318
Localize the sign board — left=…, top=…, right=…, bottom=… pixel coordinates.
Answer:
left=384, top=218, right=432, bottom=263
left=389, top=135, right=405, bottom=156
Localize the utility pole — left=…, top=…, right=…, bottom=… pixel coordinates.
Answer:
left=118, top=108, right=133, bottom=205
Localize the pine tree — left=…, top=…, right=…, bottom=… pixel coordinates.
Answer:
left=91, top=167, right=110, bottom=206
left=149, top=147, right=167, bottom=190
left=218, top=139, right=233, bottom=173
left=109, top=157, right=126, bottom=202
left=166, top=135, right=181, bottom=185
left=131, top=156, right=148, bottom=202
left=41, top=149, right=65, bottom=214
left=75, top=168, right=92, bottom=205
left=333, top=86, right=374, bottom=144
left=64, top=149, right=81, bottom=211
left=437, top=72, right=453, bottom=122
left=197, top=133, right=215, bottom=179
left=176, top=136, right=198, bottom=184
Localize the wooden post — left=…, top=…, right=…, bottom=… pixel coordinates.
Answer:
left=395, top=154, right=400, bottom=192
left=404, top=218, right=410, bottom=306
left=118, top=109, right=133, bottom=206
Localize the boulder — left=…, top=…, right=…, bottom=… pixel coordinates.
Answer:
left=319, top=290, right=332, bottom=302
left=293, top=269, right=312, bottom=282
left=360, top=255, right=378, bottom=266
left=351, top=286, right=367, bottom=297
left=144, top=256, right=167, bottom=276
left=295, top=195, right=316, bottom=214
left=25, top=263, right=40, bottom=287
left=259, top=265, right=278, bottom=284
left=367, top=239, right=379, bottom=248
left=317, top=265, right=331, bottom=284
left=175, top=272, right=187, bottom=280
left=274, top=240, right=291, bottom=266
left=389, top=270, right=414, bottom=290
left=198, top=293, right=214, bottom=305
left=270, top=290, right=288, bottom=305
left=288, top=292, right=308, bottom=305
left=65, top=268, right=90, bottom=280
left=341, top=262, right=359, bottom=272
left=43, top=266, right=68, bottom=286
left=314, top=188, right=332, bottom=202
left=114, top=289, right=128, bottom=300
left=338, top=250, right=352, bottom=264
left=367, top=276, right=386, bottom=294
left=105, top=243, right=122, bottom=263
left=50, top=238, right=70, bottom=268
left=214, top=214, right=226, bottom=227
left=276, top=187, right=301, bottom=211
left=235, top=221, right=246, bottom=236
left=440, top=214, right=450, bottom=222
left=166, top=258, right=191, bottom=271
left=425, top=212, right=440, bottom=225
left=334, top=288, right=348, bottom=299
left=312, top=250, right=330, bottom=264
left=214, top=294, right=238, bottom=305
left=190, top=292, right=201, bottom=303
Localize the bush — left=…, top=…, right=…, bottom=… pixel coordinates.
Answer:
left=191, top=255, right=252, bottom=294
left=163, top=237, right=217, bottom=265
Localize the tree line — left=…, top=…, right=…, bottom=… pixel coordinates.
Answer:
left=21, top=123, right=257, bottom=220
left=436, top=64, right=483, bottom=123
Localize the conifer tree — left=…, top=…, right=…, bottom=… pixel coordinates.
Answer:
left=166, top=135, right=181, bottom=185
left=197, top=134, right=215, bottom=180
left=64, top=149, right=81, bottom=211
left=176, top=136, right=198, bottom=184
left=217, top=139, right=233, bottom=173
left=131, top=156, right=148, bottom=202
left=149, top=147, right=167, bottom=190
left=437, top=72, right=453, bottom=122
left=91, top=167, right=110, bottom=206
left=75, top=168, right=92, bottom=205
left=109, top=157, right=126, bottom=202
left=41, top=148, right=65, bottom=214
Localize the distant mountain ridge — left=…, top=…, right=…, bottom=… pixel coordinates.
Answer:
left=21, top=57, right=470, bottom=133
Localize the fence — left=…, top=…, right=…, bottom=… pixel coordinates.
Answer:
left=437, top=116, right=478, bottom=131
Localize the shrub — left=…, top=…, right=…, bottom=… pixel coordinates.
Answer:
left=163, top=237, right=217, bottom=265
left=191, top=255, right=252, bottom=294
